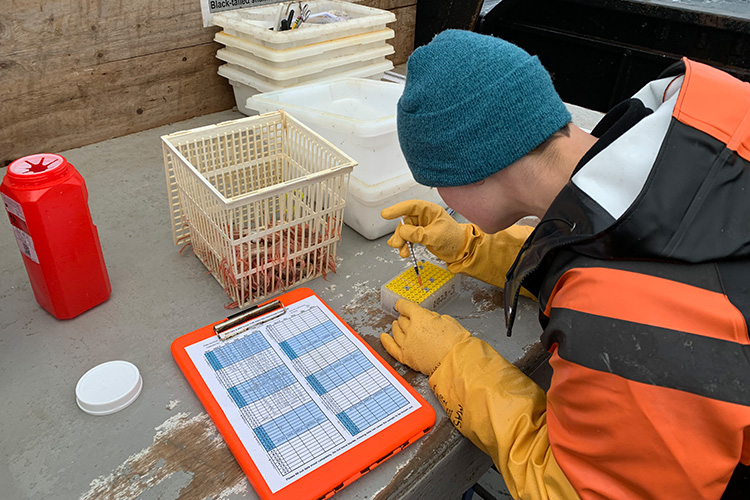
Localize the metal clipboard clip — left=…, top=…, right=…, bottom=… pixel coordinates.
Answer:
left=213, top=300, right=287, bottom=341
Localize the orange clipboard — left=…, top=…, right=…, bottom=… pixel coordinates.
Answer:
left=172, top=287, right=436, bottom=500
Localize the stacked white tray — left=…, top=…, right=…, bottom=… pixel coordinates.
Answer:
left=212, top=1, right=396, bottom=114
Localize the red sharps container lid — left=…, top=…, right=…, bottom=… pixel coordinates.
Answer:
left=7, top=154, right=70, bottom=183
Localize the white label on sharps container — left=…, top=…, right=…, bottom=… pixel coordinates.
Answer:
left=1, top=192, right=25, bottom=221
left=11, top=226, right=39, bottom=264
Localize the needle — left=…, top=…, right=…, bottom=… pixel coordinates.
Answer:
left=400, top=217, right=423, bottom=287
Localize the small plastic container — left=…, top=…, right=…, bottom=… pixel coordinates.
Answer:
left=76, top=360, right=143, bottom=416
left=1, top=154, right=111, bottom=319
left=380, top=261, right=461, bottom=315
left=162, top=111, right=356, bottom=308
left=248, top=78, right=445, bottom=239
left=218, top=60, right=394, bottom=115
left=212, top=1, right=396, bottom=50
left=214, top=28, right=395, bottom=69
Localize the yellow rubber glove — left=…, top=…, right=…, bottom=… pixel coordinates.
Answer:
left=429, top=337, right=579, bottom=500
left=381, top=200, right=533, bottom=291
left=379, top=299, right=471, bottom=376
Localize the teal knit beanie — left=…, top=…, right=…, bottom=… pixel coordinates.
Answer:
left=398, top=30, right=571, bottom=187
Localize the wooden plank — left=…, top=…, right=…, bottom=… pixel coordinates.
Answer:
left=353, top=0, right=416, bottom=9
left=2, top=1, right=213, bottom=69
left=1, top=0, right=417, bottom=165
left=1, top=43, right=234, bottom=165
left=1, top=0, right=227, bottom=165
left=353, top=0, right=417, bottom=65
left=389, top=5, right=417, bottom=65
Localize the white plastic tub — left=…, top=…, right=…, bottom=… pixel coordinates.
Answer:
left=247, top=78, right=445, bottom=240
left=218, top=61, right=394, bottom=115
left=212, top=1, right=396, bottom=50
left=214, top=28, right=395, bottom=69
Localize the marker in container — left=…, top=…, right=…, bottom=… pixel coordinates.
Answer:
left=399, top=216, right=423, bottom=287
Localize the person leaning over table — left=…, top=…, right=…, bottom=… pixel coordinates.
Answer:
left=379, top=30, right=750, bottom=500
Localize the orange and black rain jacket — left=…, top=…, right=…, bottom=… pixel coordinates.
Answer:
left=504, top=58, right=750, bottom=499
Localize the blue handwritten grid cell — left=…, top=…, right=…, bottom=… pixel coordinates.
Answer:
left=336, top=412, right=359, bottom=435
left=205, top=331, right=270, bottom=370
left=307, top=351, right=371, bottom=395
left=340, top=386, right=408, bottom=435
left=306, top=375, right=326, bottom=396
left=253, top=401, right=328, bottom=451
left=227, top=386, right=247, bottom=407
left=254, top=426, right=275, bottom=452
left=278, top=341, right=298, bottom=360
left=227, top=365, right=297, bottom=408
left=278, top=320, right=343, bottom=360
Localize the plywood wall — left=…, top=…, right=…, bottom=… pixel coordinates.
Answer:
left=1, top=0, right=416, bottom=166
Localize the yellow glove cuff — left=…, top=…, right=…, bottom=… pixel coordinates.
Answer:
left=447, top=224, right=535, bottom=296
left=429, top=337, right=578, bottom=500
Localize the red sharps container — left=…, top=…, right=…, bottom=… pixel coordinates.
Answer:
left=1, top=154, right=111, bottom=319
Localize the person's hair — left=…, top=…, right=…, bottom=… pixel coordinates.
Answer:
left=528, top=123, right=571, bottom=160
left=514, top=123, right=571, bottom=182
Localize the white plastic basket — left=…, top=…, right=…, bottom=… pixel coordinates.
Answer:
left=163, top=111, right=356, bottom=308
left=212, top=1, right=396, bottom=50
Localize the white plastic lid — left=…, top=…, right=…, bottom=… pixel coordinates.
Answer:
left=76, top=360, right=143, bottom=416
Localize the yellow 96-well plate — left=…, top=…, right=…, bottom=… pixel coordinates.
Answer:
left=380, top=261, right=460, bottom=314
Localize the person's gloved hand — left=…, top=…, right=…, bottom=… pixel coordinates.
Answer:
left=380, top=299, right=471, bottom=376
left=381, top=200, right=534, bottom=293
left=381, top=200, right=474, bottom=263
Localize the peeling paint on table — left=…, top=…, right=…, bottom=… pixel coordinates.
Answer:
left=80, top=413, right=249, bottom=500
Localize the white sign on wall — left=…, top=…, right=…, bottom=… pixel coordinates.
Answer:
left=200, top=0, right=283, bottom=27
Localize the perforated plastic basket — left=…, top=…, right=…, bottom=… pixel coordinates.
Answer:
left=163, top=111, right=356, bottom=308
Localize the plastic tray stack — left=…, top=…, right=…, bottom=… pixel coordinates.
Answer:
left=212, top=1, right=396, bottom=115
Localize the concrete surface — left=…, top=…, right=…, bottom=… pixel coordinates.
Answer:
left=0, top=100, right=603, bottom=500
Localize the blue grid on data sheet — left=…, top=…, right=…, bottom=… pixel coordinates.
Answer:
left=336, top=412, right=360, bottom=435
left=253, top=401, right=328, bottom=451
left=227, top=365, right=297, bottom=408
left=205, top=331, right=269, bottom=370
left=277, top=320, right=342, bottom=360
left=304, top=351, right=370, bottom=396
left=254, top=426, right=275, bottom=451
left=306, top=375, right=326, bottom=396
left=338, top=386, right=408, bottom=436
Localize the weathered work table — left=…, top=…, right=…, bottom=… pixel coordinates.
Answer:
left=0, top=105, right=602, bottom=500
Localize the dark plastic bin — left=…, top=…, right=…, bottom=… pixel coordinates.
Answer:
left=478, top=0, right=750, bottom=112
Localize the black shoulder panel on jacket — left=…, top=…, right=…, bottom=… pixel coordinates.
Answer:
left=590, top=120, right=750, bottom=263
left=542, top=308, right=750, bottom=407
